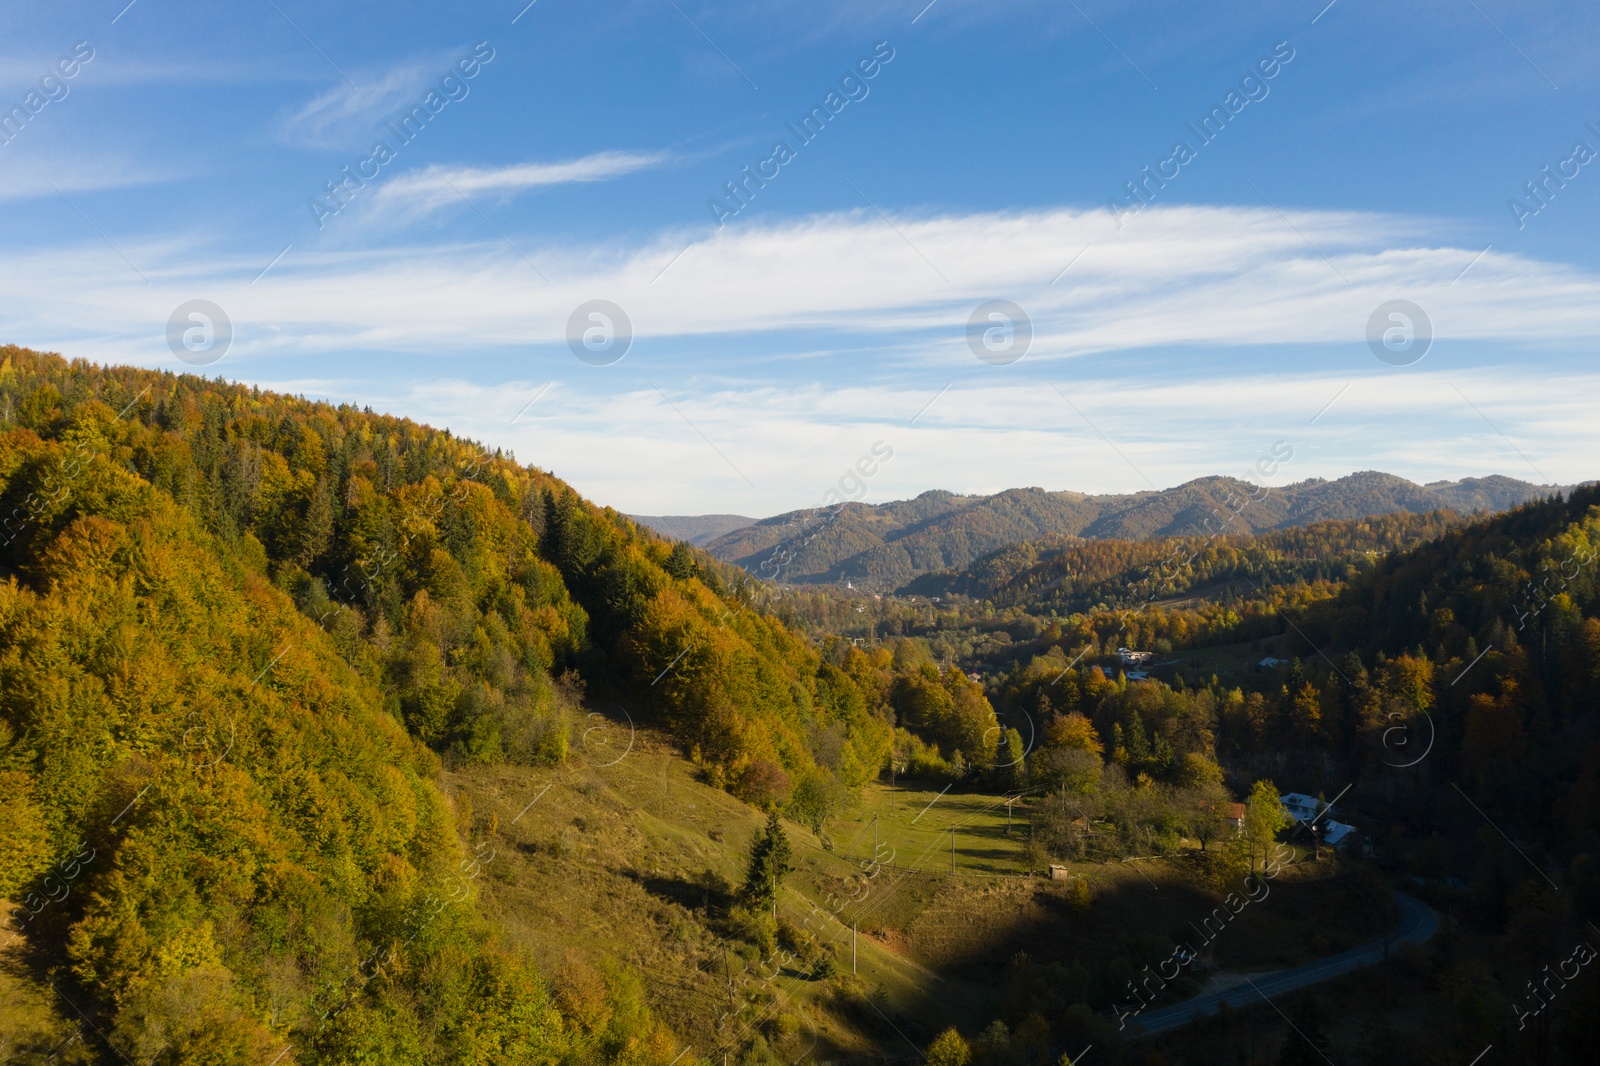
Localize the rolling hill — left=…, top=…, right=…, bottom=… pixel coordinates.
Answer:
left=628, top=513, right=758, bottom=546
left=900, top=510, right=1475, bottom=609
left=0, top=346, right=920, bottom=1064
left=702, top=472, right=1570, bottom=587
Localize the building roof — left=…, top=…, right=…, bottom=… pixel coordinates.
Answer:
left=1204, top=801, right=1248, bottom=822
left=1321, top=821, right=1357, bottom=846
left=1279, top=792, right=1325, bottom=822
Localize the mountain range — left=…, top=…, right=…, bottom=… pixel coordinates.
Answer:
left=687, top=472, right=1572, bottom=588
left=627, top=512, right=756, bottom=546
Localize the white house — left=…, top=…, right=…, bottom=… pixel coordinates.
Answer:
left=1279, top=792, right=1326, bottom=824
left=1258, top=656, right=1287, bottom=669
left=1118, top=647, right=1155, bottom=667
left=1279, top=794, right=1356, bottom=846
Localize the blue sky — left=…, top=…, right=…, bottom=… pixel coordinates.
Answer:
left=1, top=0, right=1597, bottom=515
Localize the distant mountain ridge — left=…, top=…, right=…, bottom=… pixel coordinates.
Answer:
left=700, top=472, right=1574, bottom=587
left=630, top=512, right=758, bottom=546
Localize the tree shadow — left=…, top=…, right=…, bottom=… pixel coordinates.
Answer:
left=624, top=869, right=736, bottom=916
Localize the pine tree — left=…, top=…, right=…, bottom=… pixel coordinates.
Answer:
left=743, top=810, right=793, bottom=916
left=996, top=727, right=1026, bottom=788
left=664, top=541, right=697, bottom=580
left=1151, top=731, right=1174, bottom=775
left=1123, top=709, right=1151, bottom=765
left=297, top=474, right=335, bottom=568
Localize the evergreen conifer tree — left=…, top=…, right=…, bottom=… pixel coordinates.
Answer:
left=743, top=809, right=793, bottom=916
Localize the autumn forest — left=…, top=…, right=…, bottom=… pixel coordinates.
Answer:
left=3, top=347, right=1600, bottom=1066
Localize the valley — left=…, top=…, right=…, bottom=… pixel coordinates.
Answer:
left=1, top=347, right=1597, bottom=1066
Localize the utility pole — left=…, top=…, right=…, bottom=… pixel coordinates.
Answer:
left=852, top=922, right=857, bottom=974
left=950, top=827, right=956, bottom=874
left=1006, top=798, right=1013, bottom=837
left=872, top=814, right=878, bottom=857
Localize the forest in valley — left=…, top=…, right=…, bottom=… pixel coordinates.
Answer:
left=3, top=346, right=1600, bottom=1066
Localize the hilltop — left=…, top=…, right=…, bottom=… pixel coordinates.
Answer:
left=700, top=472, right=1567, bottom=587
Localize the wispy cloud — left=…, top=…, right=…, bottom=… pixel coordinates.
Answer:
left=278, top=55, right=451, bottom=149
left=5, top=203, right=1600, bottom=361
left=0, top=52, right=290, bottom=93
left=0, top=150, right=175, bottom=202
left=5, top=202, right=1600, bottom=364
left=366, top=151, right=673, bottom=217
left=3, top=200, right=1596, bottom=511
left=235, top=367, right=1595, bottom=515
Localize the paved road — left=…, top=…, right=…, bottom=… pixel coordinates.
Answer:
left=1124, top=891, right=1440, bottom=1037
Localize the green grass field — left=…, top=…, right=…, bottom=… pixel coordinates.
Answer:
left=446, top=732, right=1000, bottom=1062
left=818, top=782, right=1033, bottom=876
left=441, top=724, right=1396, bottom=1063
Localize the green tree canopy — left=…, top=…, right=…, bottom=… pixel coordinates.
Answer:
left=742, top=810, right=794, bottom=916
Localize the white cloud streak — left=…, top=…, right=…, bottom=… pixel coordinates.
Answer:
left=366, top=151, right=672, bottom=218
left=0, top=150, right=173, bottom=201
left=278, top=56, right=448, bottom=148
left=3, top=200, right=1598, bottom=510
left=7, top=202, right=1599, bottom=360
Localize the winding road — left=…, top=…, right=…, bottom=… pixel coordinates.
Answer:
left=1125, top=891, right=1440, bottom=1037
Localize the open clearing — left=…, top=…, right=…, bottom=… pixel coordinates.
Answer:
left=441, top=721, right=1396, bottom=1062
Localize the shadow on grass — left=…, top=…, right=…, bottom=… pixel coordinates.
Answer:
left=625, top=869, right=737, bottom=916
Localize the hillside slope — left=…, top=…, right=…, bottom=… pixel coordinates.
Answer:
left=0, top=346, right=950, bottom=1065
left=0, top=397, right=634, bottom=1065
left=0, top=348, right=915, bottom=803
left=903, top=510, right=1473, bottom=609
left=706, top=473, right=1567, bottom=587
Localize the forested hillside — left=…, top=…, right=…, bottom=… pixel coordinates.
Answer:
left=903, top=510, right=1471, bottom=608
left=1294, top=484, right=1600, bottom=857
left=0, top=360, right=672, bottom=1064
left=0, top=348, right=925, bottom=797
left=766, top=512, right=1471, bottom=687
left=706, top=473, right=1564, bottom=587
left=0, top=347, right=991, bottom=1064
left=972, top=487, right=1600, bottom=1061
